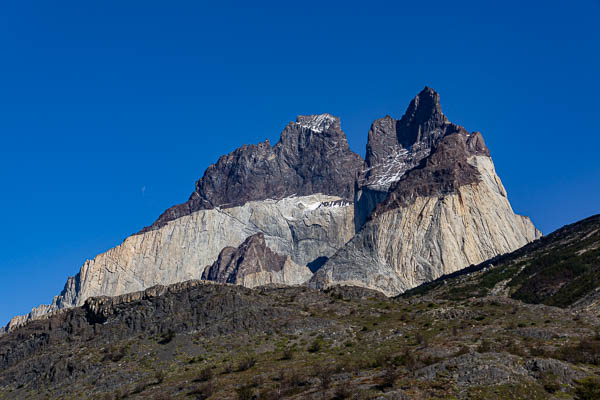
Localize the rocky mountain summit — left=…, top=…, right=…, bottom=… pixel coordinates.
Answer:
left=141, top=113, right=364, bottom=233
left=5, top=87, right=540, bottom=332
left=311, top=90, right=540, bottom=295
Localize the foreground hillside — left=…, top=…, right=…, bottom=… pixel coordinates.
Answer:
left=2, top=277, right=600, bottom=399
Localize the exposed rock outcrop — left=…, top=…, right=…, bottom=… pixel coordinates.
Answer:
left=406, top=213, right=600, bottom=309
left=5, top=87, right=541, bottom=331
left=141, top=113, right=364, bottom=233
left=354, top=87, right=467, bottom=228
left=202, top=233, right=312, bottom=287
left=6, top=194, right=355, bottom=332
left=312, top=91, right=541, bottom=296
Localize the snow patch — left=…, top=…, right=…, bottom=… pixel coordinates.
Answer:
left=296, top=114, right=337, bottom=133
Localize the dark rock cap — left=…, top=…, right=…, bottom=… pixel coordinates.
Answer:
left=139, top=114, right=365, bottom=233
left=371, top=130, right=490, bottom=218
left=365, top=86, right=460, bottom=169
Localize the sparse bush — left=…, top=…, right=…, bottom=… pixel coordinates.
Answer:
left=281, top=347, right=294, bottom=360
left=154, top=370, right=166, bottom=384
left=131, top=380, right=150, bottom=394
left=195, top=366, right=213, bottom=382
left=332, top=384, right=353, bottom=399
left=379, top=366, right=399, bottom=389
left=236, top=384, right=255, bottom=400
left=222, top=362, right=234, bottom=374
left=543, top=379, right=561, bottom=394
left=393, top=350, right=417, bottom=369
left=158, top=329, right=176, bottom=345
left=313, top=364, right=334, bottom=389
left=454, top=345, right=470, bottom=357
left=370, top=353, right=391, bottom=368
left=506, top=339, right=526, bottom=356
left=284, top=369, right=305, bottom=387
left=477, top=339, right=493, bottom=353
left=415, top=333, right=425, bottom=345
left=575, top=377, right=600, bottom=400
left=188, top=381, right=214, bottom=400
left=307, top=338, right=323, bottom=353
left=102, top=345, right=126, bottom=362
left=236, top=354, right=257, bottom=371
left=554, top=337, right=600, bottom=365
left=420, top=354, right=442, bottom=366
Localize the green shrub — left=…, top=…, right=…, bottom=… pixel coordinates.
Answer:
left=236, top=384, right=255, bottom=400
left=307, top=339, right=323, bottom=353
left=575, top=377, right=600, bottom=400
left=236, top=354, right=257, bottom=371
left=195, top=366, right=213, bottom=382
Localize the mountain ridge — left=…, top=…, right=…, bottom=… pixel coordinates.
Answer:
left=4, top=87, right=540, bottom=333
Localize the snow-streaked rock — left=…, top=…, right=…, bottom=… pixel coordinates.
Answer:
left=7, top=194, right=354, bottom=331
left=311, top=152, right=541, bottom=296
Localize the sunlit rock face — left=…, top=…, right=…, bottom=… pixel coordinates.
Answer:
left=5, top=87, right=541, bottom=332
left=312, top=89, right=541, bottom=295
left=6, top=113, right=362, bottom=331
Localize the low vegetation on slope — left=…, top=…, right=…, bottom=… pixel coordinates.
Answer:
left=405, top=214, right=600, bottom=308
left=1, top=280, right=600, bottom=399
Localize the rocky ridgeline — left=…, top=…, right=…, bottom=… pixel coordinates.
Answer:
left=5, top=87, right=540, bottom=332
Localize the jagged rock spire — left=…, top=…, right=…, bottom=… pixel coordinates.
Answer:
left=362, top=86, right=464, bottom=191
left=396, top=86, right=449, bottom=148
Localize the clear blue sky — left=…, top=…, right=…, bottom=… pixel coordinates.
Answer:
left=1, top=1, right=599, bottom=325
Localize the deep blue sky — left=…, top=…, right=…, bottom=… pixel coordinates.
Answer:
left=1, top=1, right=599, bottom=325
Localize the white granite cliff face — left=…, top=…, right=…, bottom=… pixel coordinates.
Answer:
left=5, top=194, right=354, bottom=331
left=311, top=153, right=541, bottom=296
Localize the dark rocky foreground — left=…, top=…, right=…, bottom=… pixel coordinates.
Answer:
left=2, top=278, right=600, bottom=399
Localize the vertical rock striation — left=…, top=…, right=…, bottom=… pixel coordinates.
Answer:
left=355, top=87, right=467, bottom=229
left=312, top=90, right=541, bottom=295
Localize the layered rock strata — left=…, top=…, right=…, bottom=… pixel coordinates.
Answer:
left=141, top=113, right=364, bottom=233
left=312, top=126, right=541, bottom=295
left=5, top=193, right=354, bottom=332
left=5, top=87, right=541, bottom=332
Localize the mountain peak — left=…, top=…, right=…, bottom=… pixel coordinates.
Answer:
left=295, top=113, right=339, bottom=133
left=396, top=87, right=448, bottom=147
left=362, top=87, right=461, bottom=193
left=413, top=86, right=442, bottom=114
